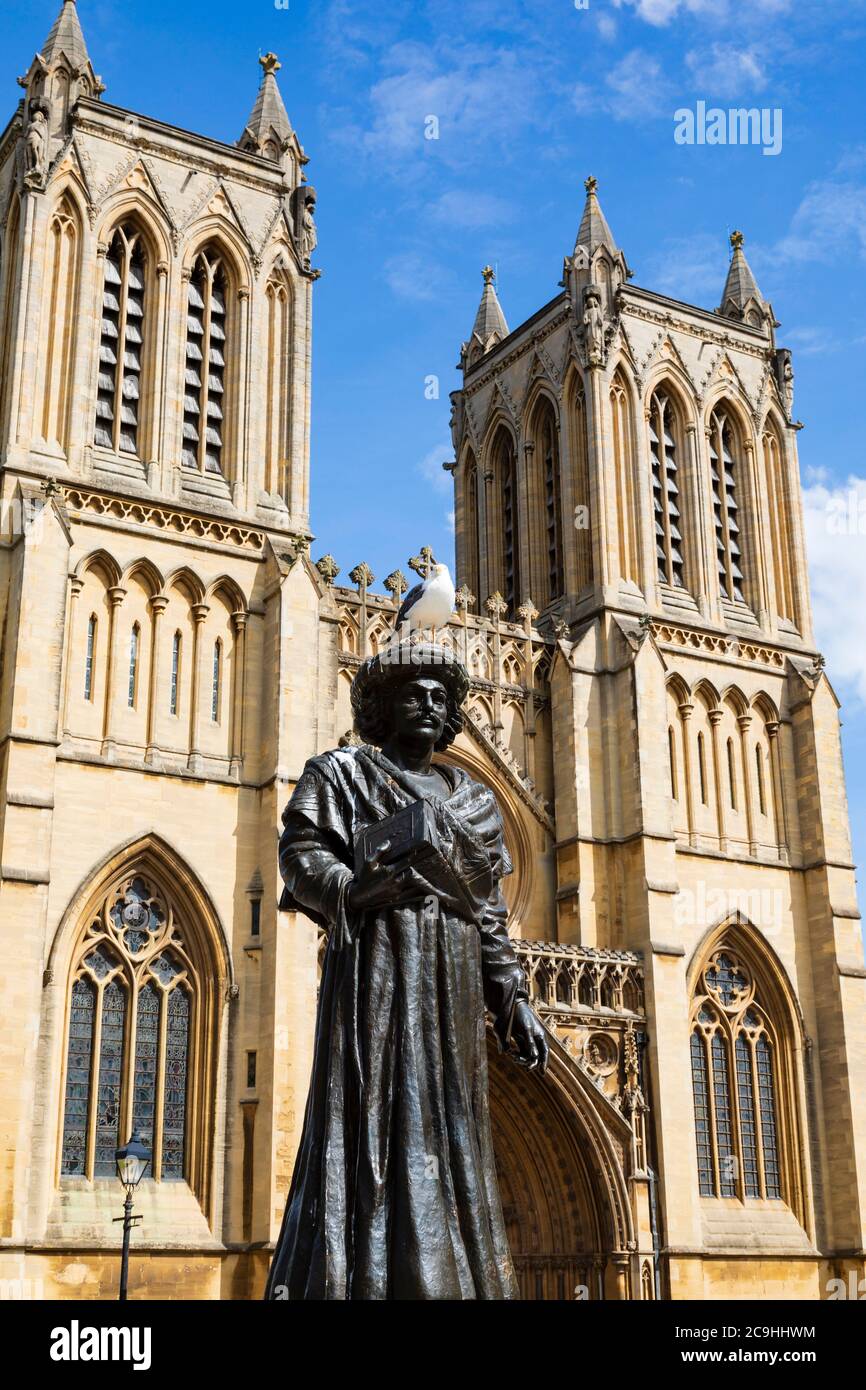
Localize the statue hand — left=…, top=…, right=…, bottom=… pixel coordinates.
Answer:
left=347, top=844, right=427, bottom=914
left=510, top=1000, right=549, bottom=1074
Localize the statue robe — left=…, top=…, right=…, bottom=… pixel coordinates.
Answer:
left=265, top=744, right=528, bottom=1301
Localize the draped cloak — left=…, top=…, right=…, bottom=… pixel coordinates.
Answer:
left=264, top=744, right=529, bottom=1301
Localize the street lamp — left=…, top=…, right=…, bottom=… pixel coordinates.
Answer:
left=114, top=1130, right=150, bottom=1302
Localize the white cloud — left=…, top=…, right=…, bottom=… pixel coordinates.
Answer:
left=803, top=475, right=866, bottom=705
left=612, top=0, right=790, bottom=24
left=383, top=252, right=455, bottom=302
left=605, top=49, right=670, bottom=120
left=417, top=442, right=455, bottom=494
left=685, top=43, right=768, bottom=95
left=775, top=178, right=866, bottom=265
left=342, top=39, right=546, bottom=170
left=427, top=189, right=513, bottom=230
left=572, top=50, right=671, bottom=124
left=784, top=326, right=837, bottom=356
left=642, top=231, right=726, bottom=304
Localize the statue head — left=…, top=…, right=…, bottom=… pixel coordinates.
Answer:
left=351, top=640, right=468, bottom=752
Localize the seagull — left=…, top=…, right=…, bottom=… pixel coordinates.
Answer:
left=395, top=562, right=456, bottom=637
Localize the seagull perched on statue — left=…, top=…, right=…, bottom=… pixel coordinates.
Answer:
left=395, top=562, right=456, bottom=637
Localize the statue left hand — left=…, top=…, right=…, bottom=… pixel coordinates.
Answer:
left=510, top=1000, right=549, bottom=1074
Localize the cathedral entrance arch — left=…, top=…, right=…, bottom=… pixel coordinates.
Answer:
left=488, top=1036, right=635, bottom=1300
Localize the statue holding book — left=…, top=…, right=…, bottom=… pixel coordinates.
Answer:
left=265, top=639, right=549, bottom=1300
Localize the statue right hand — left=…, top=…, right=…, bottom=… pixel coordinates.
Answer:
left=347, top=842, right=424, bottom=913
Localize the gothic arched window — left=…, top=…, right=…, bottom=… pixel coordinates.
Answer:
left=762, top=426, right=796, bottom=627
left=264, top=269, right=291, bottom=496
left=488, top=428, right=519, bottom=615
left=689, top=943, right=785, bottom=1201
left=60, top=873, right=197, bottom=1182
left=611, top=373, right=640, bottom=588
left=183, top=248, right=229, bottom=475
left=39, top=196, right=81, bottom=451
left=94, top=224, right=147, bottom=455
left=538, top=403, right=563, bottom=605
left=709, top=409, right=746, bottom=605
left=648, top=391, right=685, bottom=590
left=569, top=379, right=593, bottom=593
left=460, top=453, right=480, bottom=604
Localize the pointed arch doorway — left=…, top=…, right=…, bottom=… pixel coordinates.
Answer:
left=488, top=1038, right=633, bottom=1300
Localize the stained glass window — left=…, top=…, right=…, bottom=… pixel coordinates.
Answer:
left=691, top=944, right=787, bottom=1203
left=61, top=978, right=96, bottom=1175
left=736, top=1036, right=760, bottom=1197
left=690, top=1033, right=714, bottom=1197
left=59, top=873, right=197, bottom=1184
left=711, top=1035, right=737, bottom=1197
left=132, top=981, right=159, bottom=1150
left=706, top=953, right=749, bottom=1007
left=162, top=987, right=190, bottom=1179
left=757, top=1037, right=781, bottom=1199
left=94, top=980, right=127, bottom=1176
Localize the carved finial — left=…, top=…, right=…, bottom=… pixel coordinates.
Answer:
left=259, top=52, right=281, bottom=76
left=315, top=554, right=340, bottom=585
left=730, top=229, right=744, bottom=250
left=518, top=599, right=539, bottom=625
left=481, top=265, right=495, bottom=286
left=408, top=547, right=436, bottom=580
left=349, top=562, right=375, bottom=590
left=584, top=175, right=598, bottom=195
left=384, top=569, right=408, bottom=603
left=455, top=584, right=476, bottom=612
left=485, top=592, right=507, bottom=619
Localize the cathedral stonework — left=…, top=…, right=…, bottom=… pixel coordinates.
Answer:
left=0, top=5, right=863, bottom=1302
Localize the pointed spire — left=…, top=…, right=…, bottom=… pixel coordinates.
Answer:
left=40, top=0, right=91, bottom=71
left=719, top=230, right=765, bottom=317
left=471, top=265, right=509, bottom=341
left=238, top=52, right=293, bottom=156
left=575, top=175, right=619, bottom=257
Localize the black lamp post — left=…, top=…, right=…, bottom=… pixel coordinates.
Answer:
left=114, top=1130, right=150, bottom=1302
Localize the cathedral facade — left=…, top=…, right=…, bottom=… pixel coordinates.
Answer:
left=0, top=2, right=864, bottom=1302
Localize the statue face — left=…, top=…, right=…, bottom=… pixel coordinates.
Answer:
left=388, top=677, right=449, bottom=746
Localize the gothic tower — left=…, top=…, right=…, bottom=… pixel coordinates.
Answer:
left=0, top=3, right=332, bottom=1298
left=449, top=176, right=866, bottom=1298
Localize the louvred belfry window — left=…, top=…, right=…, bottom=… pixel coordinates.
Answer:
left=60, top=874, right=196, bottom=1182
left=183, top=249, right=228, bottom=475
left=94, top=225, right=146, bottom=455
left=689, top=948, right=784, bottom=1202
left=648, top=392, right=684, bottom=588
left=709, top=410, right=745, bottom=602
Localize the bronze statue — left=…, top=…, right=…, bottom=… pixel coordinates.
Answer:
left=266, top=640, right=548, bottom=1300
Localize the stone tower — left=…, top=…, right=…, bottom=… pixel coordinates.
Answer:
left=448, top=176, right=866, bottom=1298
left=0, top=3, right=333, bottom=1298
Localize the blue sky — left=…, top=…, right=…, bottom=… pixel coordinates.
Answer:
left=4, top=0, right=866, bottom=890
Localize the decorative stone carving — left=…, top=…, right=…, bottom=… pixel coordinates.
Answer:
left=582, top=284, right=605, bottom=367
left=315, top=554, right=340, bottom=585
left=774, top=347, right=794, bottom=416
left=292, top=184, right=317, bottom=267
left=24, top=108, right=48, bottom=186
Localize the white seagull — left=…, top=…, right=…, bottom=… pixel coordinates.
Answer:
left=395, top=562, right=456, bottom=637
